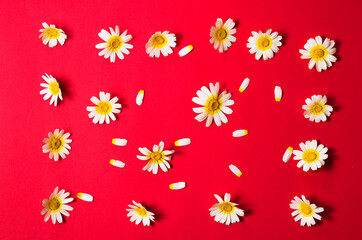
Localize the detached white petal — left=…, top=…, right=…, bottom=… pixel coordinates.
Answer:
left=109, top=159, right=125, bottom=168
left=169, top=182, right=186, bottom=190
left=77, top=193, right=94, bottom=202
left=283, top=147, right=293, bottom=163
left=229, top=164, right=242, bottom=177
left=174, top=138, right=191, bottom=146
left=274, top=86, right=282, bottom=102
left=232, top=130, right=248, bottom=137
left=112, top=138, right=128, bottom=146
left=239, top=78, right=250, bottom=93
left=136, top=90, right=145, bottom=106
left=179, top=45, right=193, bottom=57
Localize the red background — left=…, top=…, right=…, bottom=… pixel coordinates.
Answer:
left=0, top=0, right=361, bottom=239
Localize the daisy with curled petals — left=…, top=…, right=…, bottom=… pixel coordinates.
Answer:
left=41, top=187, right=74, bottom=224
left=290, top=195, right=324, bottom=227
left=247, top=29, right=282, bottom=60
left=126, top=200, right=155, bottom=226
left=209, top=193, right=244, bottom=225
left=299, top=36, right=337, bottom=72
left=40, top=73, right=63, bottom=106
left=137, top=141, right=175, bottom=174
left=96, top=26, right=133, bottom=63
left=39, top=22, right=67, bottom=47
left=42, top=129, right=72, bottom=161
left=302, top=95, right=333, bottom=123
left=192, top=82, right=234, bottom=127
left=145, top=31, right=176, bottom=58
left=210, top=18, right=237, bottom=52
left=293, top=140, right=328, bottom=172
left=87, top=92, right=122, bottom=124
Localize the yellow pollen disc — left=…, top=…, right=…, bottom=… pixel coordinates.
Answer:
left=214, top=26, right=229, bottom=43
left=47, top=196, right=62, bottom=213
left=107, top=36, right=123, bottom=52
left=310, top=45, right=328, bottom=61
left=205, top=95, right=222, bottom=115
left=302, top=149, right=320, bottom=164
left=45, top=27, right=60, bottom=39
left=95, top=101, right=112, bottom=115
left=151, top=34, right=167, bottom=48
left=48, top=135, right=65, bottom=153
left=299, top=202, right=314, bottom=217
left=309, top=102, right=325, bottom=115
left=256, top=36, right=272, bottom=51
left=148, top=151, right=165, bottom=164
left=49, top=81, right=60, bottom=95
left=135, top=206, right=148, bottom=217
left=219, top=202, right=235, bottom=214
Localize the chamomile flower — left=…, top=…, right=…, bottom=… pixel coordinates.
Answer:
left=293, top=140, right=328, bottom=172
left=42, top=129, right=72, bottom=161
left=247, top=29, right=282, bottom=60
left=210, top=18, right=237, bottom=52
left=290, top=195, right=324, bottom=227
left=299, top=36, right=337, bottom=72
left=126, top=200, right=155, bottom=226
left=41, top=187, right=74, bottom=224
left=137, top=141, right=174, bottom=174
left=209, top=193, right=244, bottom=225
left=302, top=95, right=333, bottom=123
left=39, top=22, right=67, bottom=47
left=96, top=26, right=133, bottom=63
left=145, top=31, right=176, bottom=58
left=87, top=92, right=122, bottom=124
left=192, top=82, right=234, bottom=127
left=40, top=73, right=63, bottom=106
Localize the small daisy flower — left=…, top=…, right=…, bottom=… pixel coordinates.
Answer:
left=209, top=193, right=244, bottom=225
left=299, top=36, right=337, bottom=72
left=247, top=29, right=282, bottom=60
left=210, top=18, right=237, bottom=52
left=87, top=92, right=122, bottom=124
left=42, top=129, right=72, bottom=161
left=39, top=22, right=67, bottom=47
left=192, top=82, right=234, bottom=127
left=302, top=95, right=333, bottom=123
left=41, top=187, right=74, bottom=224
left=40, top=73, right=63, bottom=106
left=293, top=140, right=328, bottom=172
left=96, top=26, right=133, bottom=63
left=137, top=141, right=174, bottom=174
left=290, top=195, right=324, bottom=227
left=126, top=200, right=155, bottom=226
left=145, top=31, right=176, bottom=58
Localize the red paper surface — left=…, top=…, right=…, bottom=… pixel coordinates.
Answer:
left=0, top=0, right=361, bottom=239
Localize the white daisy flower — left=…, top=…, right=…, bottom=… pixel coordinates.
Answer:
left=299, top=36, right=337, bottom=72
left=210, top=18, right=237, bottom=52
left=42, top=129, right=72, bottom=161
left=247, top=29, right=282, bottom=60
left=126, top=200, right=155, bottom=226
left=39, top=22, right=67, bottom=47
left=293, top=140, right=328, bottom=172
left=87, top=92, right=122, bottom=124
left=302, top=95, right=333, bottom=123
left=41, top=187, right=74, bottom=224
left=209, top=193, right=244, bottom=225
left=96, top=26, right=133, bottom=63
left=290, top=195, right=324, bottom=227
left=137, top=141, right=175, bottom=174
left=40, top=73, right=63, bottom=106
left=145, top=31, right=176, bottom=58
left=192, top=82, right=234, bottom=127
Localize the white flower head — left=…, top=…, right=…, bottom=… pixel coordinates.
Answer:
left=87, top=92, right=122, bottom=124
left=126, top=201, right=155, bottom=226
left=290, top=195, right=324, bottom=227
left=293, top=140, right=328, bottom=172
left=302, top=95, right=333, bottom=122
left=145, top=31, right=176, bottom=58
left=247, top=29, right=282, bottom=60
left=209, top=193, right=244, bottom=225
left=42, top=129, right=72, bottom=161
left=40, top=73, right=63, bottom=106
left=39, top=22, right=67, bottom=47
left=210, top=18, right=237, bottom=52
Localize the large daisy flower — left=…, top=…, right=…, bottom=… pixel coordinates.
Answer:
left=42, top=129, right=72, bottom=161
left=39, top=22, right=67, bottom=47
left=293, top=140, right=328, bottom=172
left=209, top=193, right=244, bottom=225
left=87, top=92, right=122, bottom=124
left=192, top=82, right=234, bottom=127
left=247, top=29, right=282, bottom=60
left=137, top=141, right=175, bottom=174
left=145, top=31, right=176, bottom=58
left=290, top=195, right=324, bottom=227
left=41, top=187, right=74, bottom=224
left=96, top=26, right=133, bottom=63
left=302, top=95, right=333, bottom=123
left=210, top=18, right=237, bottom=52
left=126, top=200, right=155, bottom=226
left=40, top=73, right=63, bottom=106
left=299, top=36, right=337, bottom=72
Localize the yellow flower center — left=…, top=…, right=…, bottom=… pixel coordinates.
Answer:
left=151, top=34, right=167, bottom=48
left=310, top=45, right=328, bottom=61
left=48, top=135, right=64, bottom=153
left=135, top=206, right=148, bottom=217
left=95, top=101, right=112, bottom=115
left=205, top=95, right=222, bottom=115
left=256, top=36, right=272, bottom=51
left=309, top=102, right=325, bottom=115
left=45, top=27, right=60, bottom=39
left=214, top=26, right=229, bottom=43
left=147, top=151, right=165, bottom=164
left=302, top=149, right=320, bottom=164
left=107, top=36, right=123, bottom=52
left=49, top=81, right=60, bottom=95
left=47, top=196, right=62, bottom=213
left=299, top=202, right=314, bottom=217
left=219, top=202, right=234, bottom=214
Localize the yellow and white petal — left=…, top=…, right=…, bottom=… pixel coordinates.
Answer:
left=136, top=90, right=145, bottom=106
left=178, top=45, right=193, bottom=57
left=110, top=159, right=125, bottom=168
left=229, top=164, right=242, bottom=177
left=112, top=138, right=128, bottom=146
left=239, top=78, right=250, bottom=93
left=283, top=147, right=293, bottom=163
left=274, top=86, right=282, bottom=102
left=169, top=182, right=186, bottom=190
left=77, top=193, right=94, bottom=202
left=232, top=129, right=248, bottom=137
left=174, top=138, right=191, bottom=146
